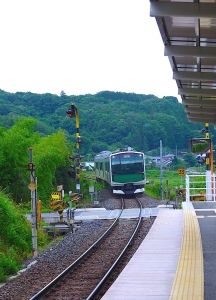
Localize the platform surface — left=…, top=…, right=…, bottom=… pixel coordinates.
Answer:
left=102, top=202, right=205, bottom=300
left=102, top=209, right=184, bottom=300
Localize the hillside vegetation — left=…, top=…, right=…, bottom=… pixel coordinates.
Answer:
left=0, top=89, right=211, bottom=205
left=0, top=89, right=211, bottom=157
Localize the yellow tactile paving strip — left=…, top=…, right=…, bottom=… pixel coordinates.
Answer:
left=169, top=210, right=204, bottom=300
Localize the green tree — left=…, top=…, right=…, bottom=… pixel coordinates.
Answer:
left=0, top=118, right=39, bottom=202
left=60, top=90, right=66, bottom=97
left=183, top=153, right=197, bottom=167
left=33, top=130, right=71, bottom=205
left=172, top=156, right=179, bottom=166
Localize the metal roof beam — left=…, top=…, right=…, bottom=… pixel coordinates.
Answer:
left=185, top=107, right=216, bottom=114
left=165, top=45, right=216, bottom=59
left=187, top=113, right=216, bottom=119
left=173, top=71, right=216, bottom=81
left=182, top=99, right=216, bottom=106
left=179, top=88, right=216, bottom=96
left=150, top=2, right=216, bottom=18
left=188, top=115, right=216, bottom=123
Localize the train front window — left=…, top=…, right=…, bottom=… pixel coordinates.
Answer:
left=111, top=153, right=144, bottom=174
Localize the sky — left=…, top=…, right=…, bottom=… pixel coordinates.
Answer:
left=0, top=0, right=180, bottom=100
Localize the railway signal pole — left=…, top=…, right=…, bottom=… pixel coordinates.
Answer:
left=190, top=124, right=215, bottom=201
left=204, top=123, right=215, bottom=201
left=66, top=103, right=82, bottom=194
left=28, top=147, right=38, bottom=257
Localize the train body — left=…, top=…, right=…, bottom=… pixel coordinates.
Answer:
left=94, top=147, right=146, bottom=194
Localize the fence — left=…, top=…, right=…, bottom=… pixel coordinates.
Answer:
left=186, top=173, right=216, bottom=202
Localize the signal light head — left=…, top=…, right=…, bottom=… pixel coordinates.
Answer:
left=77, top=136, right=82, bottom=143
left=68, top=171, right=76, bottom=178
left=66, top=109, right=75, bottom=118
left=66, top=104, right=76, bottom=118
left=27, top=162, right=35, bottom=171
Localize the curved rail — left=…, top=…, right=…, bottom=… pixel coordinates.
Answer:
left=86, top=196, right=143, bottom=300
left=30, top=198, right=124, bottom=300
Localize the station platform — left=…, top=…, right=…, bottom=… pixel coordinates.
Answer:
left=101, top=201, right=216, bottom=300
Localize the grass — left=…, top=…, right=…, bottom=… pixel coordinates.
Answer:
left=145, top=169, right=186, bottom=200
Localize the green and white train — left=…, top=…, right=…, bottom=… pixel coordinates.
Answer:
left=94, top=147, right=146, bottom=194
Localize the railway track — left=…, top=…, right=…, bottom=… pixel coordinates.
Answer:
left=29, top=197, right=142, bottom=300
left=0, top=191, right=159, bottom=300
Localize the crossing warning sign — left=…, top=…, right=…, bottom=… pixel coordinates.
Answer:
left=51, top=192, right=62, bottom=200
left=178, top=168, right=185, bottom=176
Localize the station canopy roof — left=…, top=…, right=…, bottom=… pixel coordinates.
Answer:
left=150, top=0, right=216, bottom=125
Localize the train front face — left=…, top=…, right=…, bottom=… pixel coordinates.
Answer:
left=110, top=151, right=145, bottom=194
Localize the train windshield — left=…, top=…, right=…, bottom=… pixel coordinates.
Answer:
left=111, top=153, right=144, bottom=174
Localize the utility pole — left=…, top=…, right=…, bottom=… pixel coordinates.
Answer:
left=160, top=140, right=163, bottom=200
left=28, top=147, right=38, bottom=257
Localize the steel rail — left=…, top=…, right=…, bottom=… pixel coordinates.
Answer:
left=86, top=196, right=143, bottom=300
left=30, top=198, right=124, bottom=300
